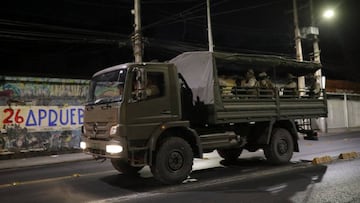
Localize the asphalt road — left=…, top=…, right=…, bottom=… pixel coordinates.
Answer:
left=0, top=131, right=359, bottom=203
left=107, top=159, right=360, bottom=203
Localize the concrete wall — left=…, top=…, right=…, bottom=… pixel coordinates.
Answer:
left=0, top=76, right=89, bottom=156
left=326, top=93, right=360, bottom=130
left=348, top=99, right=360, bottom=127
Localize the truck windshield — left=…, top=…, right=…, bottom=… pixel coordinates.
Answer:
left=87, top=69, right=127, bottom=105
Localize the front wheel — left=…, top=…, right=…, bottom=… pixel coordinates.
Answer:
left=264, top=128, right=294, bottom=164
left=151, top=137, right=193, bottom=185
left=111, top=159, right=144, bottom=175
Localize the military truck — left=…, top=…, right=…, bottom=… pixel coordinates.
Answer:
left=80, top=51, right=327, bottom=184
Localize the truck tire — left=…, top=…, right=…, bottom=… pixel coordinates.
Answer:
left=217, top=148, right=243, bottom=162
left=151, top=137, right=193, bottom=184
left=111, top=159, right=144, bottom=175
left=264, top=128, right=294, bottom=164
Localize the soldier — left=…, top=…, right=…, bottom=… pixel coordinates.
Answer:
left=257, top=72, right=274, bottom=96
left=131, top=76, right=160, bottom=100
left=145, top=77, right=160, bottom=97
left=241, top=69, right=257, bottom=97
left=283, top=73, right=298, bottom=96
left=242, top=69, right=257, bottom=88
left=308, top=74, right=320, bottom=98
left=257, top=72, right=273, bottom=89
left=231, top=76, right=245, bottom=95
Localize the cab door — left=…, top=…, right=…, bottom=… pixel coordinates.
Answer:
left=124, top=65, right=179, bottom=141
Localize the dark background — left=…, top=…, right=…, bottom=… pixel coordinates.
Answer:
left=0, top=0, right=359, bottom=81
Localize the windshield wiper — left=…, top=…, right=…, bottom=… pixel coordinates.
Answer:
left=112, top=97, right=122, bottom=102
left=94, top=97, right=122, bottom=105
left=94, top=98, right=110, bottom=104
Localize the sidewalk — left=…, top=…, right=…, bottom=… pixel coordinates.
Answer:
left=0, top=152, right=91, bottom=170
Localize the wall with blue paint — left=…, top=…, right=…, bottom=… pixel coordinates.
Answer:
left=0, top=76, right=89, bottom=155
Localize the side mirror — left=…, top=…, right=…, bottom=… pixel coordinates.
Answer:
left=129, top=67, right=147, bottom=103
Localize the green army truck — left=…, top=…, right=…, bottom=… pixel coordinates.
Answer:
left=80, top=51, right=327, bottom=184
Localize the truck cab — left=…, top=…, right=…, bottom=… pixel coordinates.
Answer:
left=81, top=62, right=186, bottom=156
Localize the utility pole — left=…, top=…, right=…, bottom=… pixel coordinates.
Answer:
left=293, top=0, right=305, bottom=94
left=293, top=0, right=303, bottom=61
left=309, top=0, right=322, bottom=92
left=310, top=0, right=320, bottom=64
left=308, top=0, right=325, bottom=133
left=206, top=0, right=214, bottom=52
left=132, top=0, right=143, bottom=63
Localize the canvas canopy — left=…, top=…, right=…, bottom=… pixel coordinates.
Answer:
left=213, top=51, right=322, bottom=76
left=170, top=51, right=215, bottom=105
left=170, top=51, right=321, bottom=105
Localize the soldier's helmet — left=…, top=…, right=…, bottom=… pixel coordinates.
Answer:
left=246, top=69, right=255, bottom=78
left=258, top=72, right=267, bottom=79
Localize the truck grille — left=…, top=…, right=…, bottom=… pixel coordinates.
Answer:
left=85, top=122, right=110, bottom=139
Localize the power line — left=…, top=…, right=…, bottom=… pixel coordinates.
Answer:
left=142, top=0, right=288, bottom=34
left=0, top=19, right=129, bottom=45
left=0, top=19, right=126, bottom=39
left=142, top=0, right=230, bottom=30
left=142, top=0, right=199, bottom=4
left=142, top=2, right=206, bottom=30
left=212, top=0, right=285, bottom=17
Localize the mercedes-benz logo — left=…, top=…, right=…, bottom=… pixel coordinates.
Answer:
left=93, top=123, right=98, bottom=134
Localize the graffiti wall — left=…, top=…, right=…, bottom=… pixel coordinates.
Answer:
left=0, top=76, right=89, bottom=156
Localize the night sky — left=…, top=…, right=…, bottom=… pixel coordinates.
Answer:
left=0, top=0, right=359, bottom=81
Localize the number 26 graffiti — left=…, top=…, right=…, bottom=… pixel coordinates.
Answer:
left=3, top=108, right=24, bottom=124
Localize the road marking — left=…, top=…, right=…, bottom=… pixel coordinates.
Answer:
left=0, top=170, right=116, bottom=189
left=90, top=163, right=314, bottom=203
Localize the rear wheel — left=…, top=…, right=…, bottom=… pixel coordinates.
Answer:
left=111, top=159, right=144, bottom=175
left=264, top=128, right=294, bottom=164
left=151, top=137, right=193, bottom=185
left=217, top=148, right=243, bottom=162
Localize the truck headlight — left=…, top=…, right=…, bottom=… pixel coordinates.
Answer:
left=106, top=145, right=123, bottom=154
left=80, top=141, right=87, bottom=149
left=110, top=124, right=119, bottom=136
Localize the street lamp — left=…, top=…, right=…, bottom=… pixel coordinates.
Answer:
left=323, top=9, right=335, bottom=19
left=308, top=2, right=335, bottom=90
left=293, top=0, right=336, bottom=89
left=294, top=1, right=336, bottom=63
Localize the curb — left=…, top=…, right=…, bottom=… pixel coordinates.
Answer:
left=312, top=152, right=360, bottom=165
left=312, top=155, right=332, bottom=165
left=339, top=152, right=359, bottom=160
left=0, top=153, right=92, bottom=170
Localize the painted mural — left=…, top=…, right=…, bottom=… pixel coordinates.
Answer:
left=0, top=76, right=89, bottom=156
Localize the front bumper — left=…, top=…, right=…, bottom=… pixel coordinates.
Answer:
left=80, top=137, right=127, bottom=159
